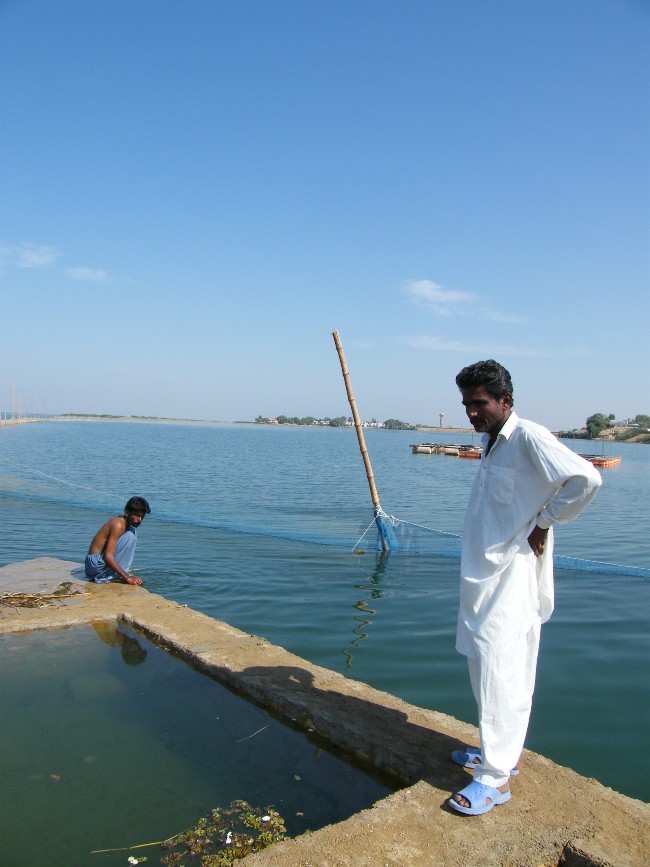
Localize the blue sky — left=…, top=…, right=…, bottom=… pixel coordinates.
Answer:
left=1, top=0, right=648, bottom=429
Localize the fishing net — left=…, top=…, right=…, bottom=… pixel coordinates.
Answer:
left=353, top=512, right=650, bottom=578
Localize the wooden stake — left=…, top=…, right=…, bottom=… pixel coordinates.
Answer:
left=332, top=330, right=390, bottom=551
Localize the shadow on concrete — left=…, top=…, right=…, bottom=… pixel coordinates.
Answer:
left=206, top=661, right=471, bottom=799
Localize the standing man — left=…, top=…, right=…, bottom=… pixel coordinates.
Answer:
left=85, top=496, right=151, bottom=585
left=449, top=360, right=601, bottom=816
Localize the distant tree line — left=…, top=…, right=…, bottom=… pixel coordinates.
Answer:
left=255, top=415, right=416, bottom=430
left=586, top=413, right=615, bottom=438
left=559, top=413, right=650, bottom=442
left=383, top=418, right=417, bottom=430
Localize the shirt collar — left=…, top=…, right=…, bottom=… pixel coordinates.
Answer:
left=498, top=410, right=518, bottom=440
left=481, top=410, right=519, bottom=447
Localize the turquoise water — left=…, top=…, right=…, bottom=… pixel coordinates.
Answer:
left=0, top=421, right=649, bottom=802
left=0, top=624, right=390, bottom=866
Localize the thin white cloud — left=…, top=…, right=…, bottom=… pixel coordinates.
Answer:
left=0, top=242, right=115, bottom=283
left=400, top=335, right=589, bottom=358
left=403, top=279, right=476, bottom=316
left=67, top=267, right=110, bottom=282
left=477, top=308, right=527, bottom=324
left=7, top=242, right=61, bottom=269
left=403, top=278, right=527, bottom=324
left=19, top=243, right=60, bottom=268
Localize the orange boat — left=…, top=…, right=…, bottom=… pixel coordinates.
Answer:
left=458, top=447, right=482, bottom=459
left=583, top=455, right=621, bottom=468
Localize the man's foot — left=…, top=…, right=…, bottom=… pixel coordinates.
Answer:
left=451, top=746, right=520, bottom=776
left=449, top=779, right=511, bottom=816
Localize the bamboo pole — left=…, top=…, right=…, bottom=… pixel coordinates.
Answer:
left=332, top=330, right=390, bottom=551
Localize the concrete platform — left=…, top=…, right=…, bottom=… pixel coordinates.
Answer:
left=1, top=557, right=647, bottom=867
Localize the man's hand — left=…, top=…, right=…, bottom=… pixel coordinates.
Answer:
left=527, top=525, right=548, bottom=557
left=124, top=575, right=143, bottom=586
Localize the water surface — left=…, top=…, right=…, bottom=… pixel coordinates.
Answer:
left=0, top=624, right=391, bottom=866
left=0, top=421, right=648, bottom=802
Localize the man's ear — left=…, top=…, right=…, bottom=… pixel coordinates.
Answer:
left=503, top=393, right=513, bottom=409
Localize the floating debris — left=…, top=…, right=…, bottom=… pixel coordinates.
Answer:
left=90, top=800, right=289, bottom=863
left=159, top=800, right=287, bottom=865
left=235, top=724, right=269, bottom=743
left=0, top=581, right=84, bottom=609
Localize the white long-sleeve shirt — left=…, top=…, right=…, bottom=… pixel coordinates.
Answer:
left=456, top=411, right=602, bottom=657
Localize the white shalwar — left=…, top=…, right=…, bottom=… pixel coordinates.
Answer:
left=457, top=412, right=601, bottom=788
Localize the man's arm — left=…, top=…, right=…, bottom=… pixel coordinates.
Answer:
left=525, top=427, right=602, bottom=550
left=103, top=518, right=143, bottom=585
left=534, top=461, right=601, bottom=530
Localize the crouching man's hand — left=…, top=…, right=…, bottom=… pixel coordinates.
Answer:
left=124, top=575, right=143, bottom=586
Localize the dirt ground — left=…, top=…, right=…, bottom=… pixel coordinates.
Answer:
left=1, top=557, right=648, bottom=867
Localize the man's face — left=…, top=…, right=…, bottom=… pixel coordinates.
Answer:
left=126, top=511, right=146, bottom=528
left=461, top=385, right=512, bottom=438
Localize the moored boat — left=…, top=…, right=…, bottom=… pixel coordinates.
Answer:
left=458, top=445, right=482, bottom=459
left=410, top=443, right=443, bottom=454
left=410, top=443, right=483, bottom=458
left=583, top=455, right=622, bottom=468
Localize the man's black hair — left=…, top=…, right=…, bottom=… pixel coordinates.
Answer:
left=455, top=360, right=514, bottom=404
left=124, top=495, right=151, bottom=515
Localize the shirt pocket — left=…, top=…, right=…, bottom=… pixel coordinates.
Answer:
left=487, top=465, right=516, bottom=506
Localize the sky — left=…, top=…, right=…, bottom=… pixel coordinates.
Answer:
left=1, top=0, right=648, bottom=430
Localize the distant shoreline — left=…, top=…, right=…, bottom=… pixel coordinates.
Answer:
left=55, top=417, right=477, bottom=432
left=54, top=415, right=237, bottom=427
left=1, top=415, right=474, bottom=431
left=2, top=415, right=646, bottom=442
left=0, top=415, right=236, bottom=428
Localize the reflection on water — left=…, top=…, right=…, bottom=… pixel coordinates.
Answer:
left=342, top=552, right=390, bottom=670
left=0, top=625, right=391, bottom=867
left=91, top=620, right=148, bottom=665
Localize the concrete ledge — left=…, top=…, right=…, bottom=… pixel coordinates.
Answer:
left=1, top=558, right=647, bottom=866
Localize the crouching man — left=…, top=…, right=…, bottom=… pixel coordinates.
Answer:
left=85, top=496, right=151, bottom=585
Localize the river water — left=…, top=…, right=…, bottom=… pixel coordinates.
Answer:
left=0, top=420, right=648, bottom=802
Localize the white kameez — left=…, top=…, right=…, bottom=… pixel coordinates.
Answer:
left=457, top=412, right=601, bottom=788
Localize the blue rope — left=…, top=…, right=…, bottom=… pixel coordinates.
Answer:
left=374, top=518, right=650, bottom=578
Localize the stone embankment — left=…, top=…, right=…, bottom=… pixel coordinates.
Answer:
left=1, top=557, right=648, bottom=867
